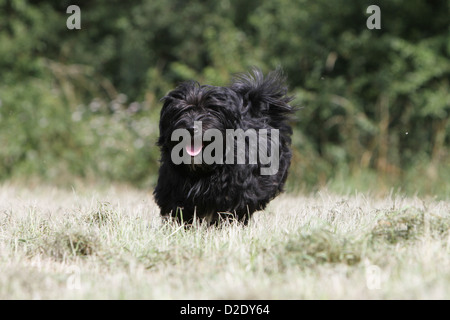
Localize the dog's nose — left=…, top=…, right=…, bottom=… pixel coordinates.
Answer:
left=188, top=124, right=200, bottom=135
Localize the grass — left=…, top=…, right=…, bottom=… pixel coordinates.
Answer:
left=0, top=182, right=449, bottom=299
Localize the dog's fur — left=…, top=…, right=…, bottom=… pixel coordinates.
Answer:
left=153, top=68, right=294, bottom=224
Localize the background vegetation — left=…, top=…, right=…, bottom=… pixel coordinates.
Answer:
left=0, top=0, right=449, bottom=196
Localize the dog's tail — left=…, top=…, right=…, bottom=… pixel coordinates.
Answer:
left=230, top=67, right=295, bottom=124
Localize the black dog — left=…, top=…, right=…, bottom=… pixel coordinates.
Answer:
left=154, top=68, right=294, bottom=224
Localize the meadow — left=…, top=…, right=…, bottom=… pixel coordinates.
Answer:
left=1, top=182, right=448, bottom=299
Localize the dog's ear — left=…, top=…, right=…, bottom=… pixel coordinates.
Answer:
left=158, top=81, right=202, bottom=146
left=230, top=67, right=294, bottom=120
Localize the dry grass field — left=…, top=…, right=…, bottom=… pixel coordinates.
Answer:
left=0, top=182, right=449, bottom=299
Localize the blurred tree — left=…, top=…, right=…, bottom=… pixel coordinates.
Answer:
left=0, top=0, right=448, bottom=195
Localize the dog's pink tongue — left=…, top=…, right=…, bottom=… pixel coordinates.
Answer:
left=186, top=144, right=202, bottom=157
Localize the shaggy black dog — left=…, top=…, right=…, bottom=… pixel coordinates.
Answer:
left=154, top=68, right=294, bottom=224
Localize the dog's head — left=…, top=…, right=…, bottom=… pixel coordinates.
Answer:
left=158, top=81, right=241, bottom=172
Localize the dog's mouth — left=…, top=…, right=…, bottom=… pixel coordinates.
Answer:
left=185, top=138, right=203, bottom=157
left=186, top=143, right=203, bottom=157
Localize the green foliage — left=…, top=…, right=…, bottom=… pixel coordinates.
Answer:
left=0, top=0, right=448, bottom=195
